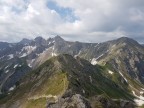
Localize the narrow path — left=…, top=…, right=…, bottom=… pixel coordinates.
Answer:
left=28, top=94, right=58, bottom=101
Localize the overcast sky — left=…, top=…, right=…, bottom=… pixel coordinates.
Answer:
left=0, top=0, right=144, bottom=43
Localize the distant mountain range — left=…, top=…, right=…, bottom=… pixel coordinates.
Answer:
left=0, top=36, right=144, bottom=108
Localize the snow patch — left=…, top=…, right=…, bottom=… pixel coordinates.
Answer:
left=51, top=46, right=57, bottom=57
left=23, top=45, right=36, bottom=54
left=9, top=85, right=16, bottom=91
left=5, top=65, right=9, bottom=69
left=91, top=58, right=97, bottom=65
left=52, top=52, right=57, bottom=56
left=35, top=47, right=51, bottom=58
left=94, top=43, right=99, bottom=47
left=96, top=54, right=104, bottom=60
left=122, top=43, right=127, bottom=46
left=18, top=65, right=22, bottom=67
left=28, top=64, right=32, bottom=68
left=119, top=71, right=128, bottom=83
left=8, top=54, right=14, bottom=59
left=20, top=53, right=27, bottom=58
left=140, top=91, right=144, bottom=95
left=48, top=42, right=51, bottom=45
left=132, top=91, right=144, bottom=106
left=20, top=45, right=37, bottom=57
left=5, top=70, right=9, bottom=73
left=48, top=40, right=55, bottom=45
left=75, top=50, right=82, bottom=57
left=28, top=59, right=35, bottom=68
left=14, top=64, right=18, bottom=68
left=91, top=53, right=105, bottom=65
left=108, top=70, right=114, bottom=74
left=52, top=40, right=55, bottom=43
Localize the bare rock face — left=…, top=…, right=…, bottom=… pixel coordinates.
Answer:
left=118, top=100, right=135, bottom=108
left=90, top=95, right=118, bottom=108
left=90, top=95, right=135, bottom=108
left=47, top=94, right=135, bottom=108
left=47, top=94, right=91, bottom=108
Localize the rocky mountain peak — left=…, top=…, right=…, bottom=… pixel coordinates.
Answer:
left=34, top=36, right=47, bottom=46
left=0, top=42, right=10, bottom=49
left=34, top=36, right=45, bottom=41
left=54, top=35, right=65, bottom=42
left=115, top=37, right=139, bottom=45
left=19, top=38, right=32, bottom=45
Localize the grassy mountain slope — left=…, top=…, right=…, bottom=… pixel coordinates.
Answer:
left=96, top=38, right=144, bottom=96
left=0, top=54, right=135, bottom=108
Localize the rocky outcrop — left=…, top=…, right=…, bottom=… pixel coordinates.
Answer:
left=47, top=94, right=135, bottom=108
left=90, top=95, right=135, bottom=108
left=47, top=94, right=91, bottom=108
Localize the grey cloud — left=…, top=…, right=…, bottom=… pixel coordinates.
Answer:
left=0, top=0, right=144, bottom=43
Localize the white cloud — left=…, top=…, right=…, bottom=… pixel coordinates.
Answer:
left=0, top=0, right=144, bottom=42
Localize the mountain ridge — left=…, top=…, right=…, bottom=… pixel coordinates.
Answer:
left=0, top=54, right=136, bottom=108
left=0, top=36, right=144, bottom=107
